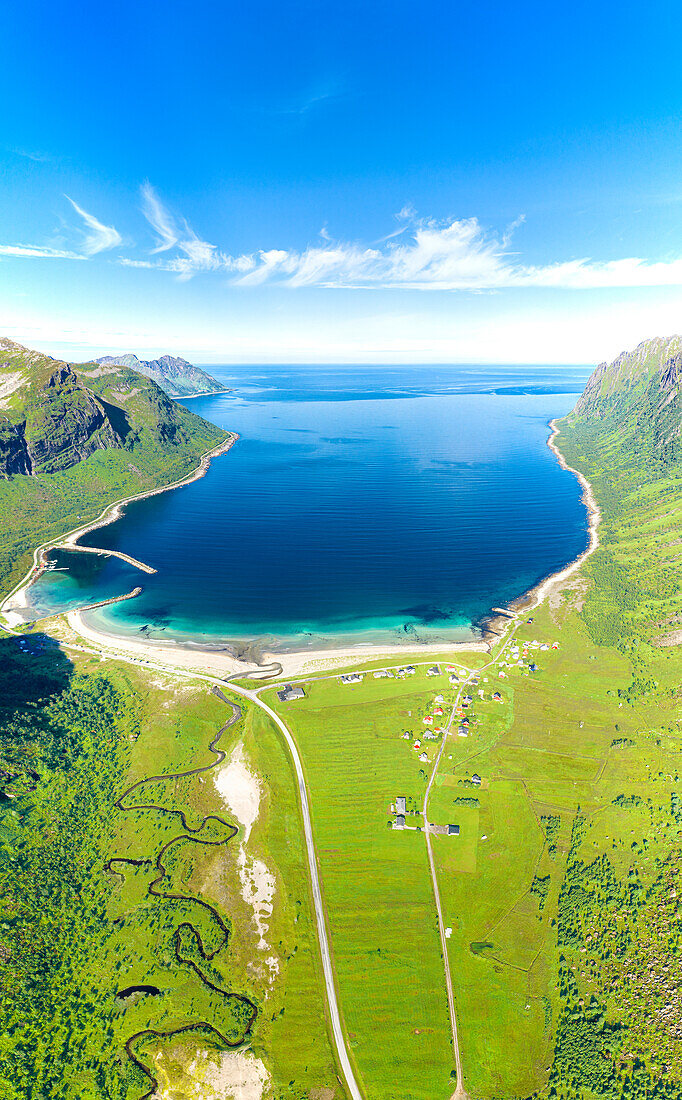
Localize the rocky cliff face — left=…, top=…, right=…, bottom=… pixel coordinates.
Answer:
left=0, top=418, right=32, bottom=476
left=95, top=352, right=225, bottom=398
left=570, top=335, right=682, bottom=466
left=23, top=365, right=123, bottom=474
left=0, top=339, right=227, bottom=479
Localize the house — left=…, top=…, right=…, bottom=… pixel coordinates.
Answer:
left=458, top=726, right=468, bottom=738
left=529, top=663, right=538, bottom=673
left=471, top=773, right=482, bottom=786
left=427, top=665, right=441, bottom=676
left=373, top=669, right=390, bottom=678
left=413, top=740, right=421, bottom=749
left=433, top=726, right=444, bottom=734
left=446, top=664, right=458, bottom=672
left=277, top=684, right=306, bottom=702
left=395, top=814, right=406, bottom=829
left=402, top=731, right=410, bottom=739
left=424, top=731, right=436, bottom=740
left=423, top=715, right=433, bottom=725
left=419, top=752, right=428, bottom=762
left=396, top=796, right=407, bottom=815
left=463, top=694, right=473, bottom=705
left=448, top=824, right=460, bottom=836
left=405, top=665, right=416, bottom=675
left=449, top=674, right=459, bottom=684
left=341, top=673, right=363, bottom=684
left=492, top=691, right=502, bottom=701
left=434, top=694, right=444, bottom=703
left=433, top=706, right=444, bottom=716
left=552, top=642, right=560, bottom=650
left=540, top=644, right=549, bottom=651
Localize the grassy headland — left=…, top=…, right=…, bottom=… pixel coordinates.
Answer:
left=0, top=338, right=228, bottom=598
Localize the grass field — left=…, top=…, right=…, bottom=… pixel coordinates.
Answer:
left=7, top=376, right=682, bottom=1100
left=256, top=450, right=682, bottom=1100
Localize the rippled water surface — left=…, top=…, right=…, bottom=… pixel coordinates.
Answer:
left=27, top=364, right=591, bottom=650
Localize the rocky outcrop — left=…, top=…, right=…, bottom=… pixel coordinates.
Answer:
left=0, top=339, right=228, bottom=479
left=0, top=418, right=32, bottom=477
left=23, top=366, right=123, bottom=474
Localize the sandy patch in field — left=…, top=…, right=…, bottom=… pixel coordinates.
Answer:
left=214, top=743, right=279, bottom=981
left=154, top=1046, right=271, bottom=1100
left=214, top=743, right=261, bottom=841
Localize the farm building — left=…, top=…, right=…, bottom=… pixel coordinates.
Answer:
left=395, top=814, right=406, bottom=829
left=448, top=824, right=460, bottom=836
left=277, top=684, right=306, bottom=702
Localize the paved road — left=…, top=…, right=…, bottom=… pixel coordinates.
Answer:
left=18, top=626, right=364, bottom=1100
left=230, top=686, right=364, bottom=1100
left=422, top=681, right=467, bottom=1100
left=420, top=620, right=525, bottom=1098
left=8, top=616, right=526, bottom=1100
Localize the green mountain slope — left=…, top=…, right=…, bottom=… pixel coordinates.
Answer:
left=94, top=352, right=226, bottom=398
left=568, top=334, right=682, bottom=469
left=0, top=338, right=230, bottom=595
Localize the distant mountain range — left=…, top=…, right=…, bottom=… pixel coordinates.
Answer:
left=94, top=353, right=226, bottom=398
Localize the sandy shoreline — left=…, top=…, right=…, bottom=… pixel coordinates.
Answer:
left=0, top=432, right=238, bottom=626
left=482, top=415, right=601, bottom=642
left=2, top=414, right=601, bottom=678
left=66, top=609, right=488, bottom=679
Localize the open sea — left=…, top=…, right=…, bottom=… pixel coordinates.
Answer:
left=25, top=364, right=592, bottom=653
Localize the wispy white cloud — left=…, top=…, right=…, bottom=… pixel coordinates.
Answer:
left=139, top=184, right=239, bottom=279
left=225, top=213, right=682, bottom=291
left=7, top=187, right=682, bottom=296
left=64, top=196, right=122, bottom=254
left=0, top=243, right=84, bottom=260
left=0, top=195, right=120, bottom=263
left=141, top=181, right=179, bottom=253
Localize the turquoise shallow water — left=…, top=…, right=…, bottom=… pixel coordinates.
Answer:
left=26, top=365, right=591, bottom=652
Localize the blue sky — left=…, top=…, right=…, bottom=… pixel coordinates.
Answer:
left=3, top=0, right=682, bottom=363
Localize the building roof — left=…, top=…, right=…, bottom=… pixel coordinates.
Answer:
left=277, top=684, right=306, bottom=702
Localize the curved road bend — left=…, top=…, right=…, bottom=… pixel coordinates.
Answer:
left=37, top=624, right=364, bottom=1100
left=35, top=621, right=524, bottom=1100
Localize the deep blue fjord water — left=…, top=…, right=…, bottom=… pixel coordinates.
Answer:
left=27, top=365, right=591, bottom=653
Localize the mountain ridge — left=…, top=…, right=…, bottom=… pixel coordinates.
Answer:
left=568, top=334, right=682, bottom=467
left=0, top=337, right=229, bottom=593
left=94, top=352, right=226, bottom=398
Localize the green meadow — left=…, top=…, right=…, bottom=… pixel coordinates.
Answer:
left=253, top=402, right=682, bottom=1100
